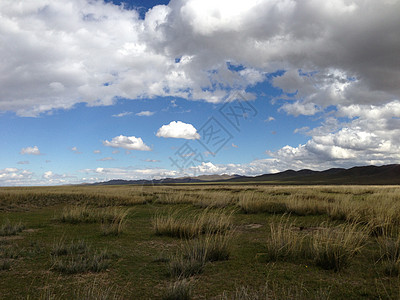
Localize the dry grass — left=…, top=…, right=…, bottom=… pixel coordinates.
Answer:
left=58, top=206, right=131, bottom=225
left=152, top=209, right=232, bottom=238
left=310, top=222, right=367, bottom=272
left=193, top=191, right=237, bottom=208
left=0, top=219, right=24, bottom=236
left=51, top=241, right=110, bottom=274
left=377, top=235, right=400, bottom=276
left=100, top=208, right=130, bottom=236
left=163, top=279, right=192, bottom=300
left=155, top=191, right=194, bottom=205
left=264, top=215, right=306, bottom=261
left=168, top=231, right=233, bottom=278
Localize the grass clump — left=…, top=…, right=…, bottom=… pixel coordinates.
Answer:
left=219, top=282, right=331, bottom=300
left=59, top=205, right=98, bottom=224
left=0, top=219, right=24, bottom=236
left=264, top=215, right=306, bottom=261
left=163, top=279, right=192, bottom=300
left=51, top=239, right=110, bottom=274
left=58, top=206, right=130, bottom=225
left=153, top=209, right=232, bottom=238
left=52, top=250, right=110, bottom=274
left=168, top=231, right=233, bottom=278
left=238, top=193, right=287, bottom=214
left=156, top=191, right=193, bottom=205
left=0, top=259, right=11, bottom=271
left=168, top=252, right=206, bottom=278
left=51, top=238, right=88, bottom=256
left=184, top=231, right=233, bottom=262
left=194, top=191, right=236, bottom=209
left=311, top=223, right=366, bottom=272
left=377, top=235, right=400, bottom=276
left=100, top=208, right=130, bottom=236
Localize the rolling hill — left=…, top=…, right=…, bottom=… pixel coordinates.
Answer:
left=92, top=164, right=400, bottom=185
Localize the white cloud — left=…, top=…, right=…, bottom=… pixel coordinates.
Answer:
left=279, top=101, right=321, bottom=117
left=2, top=0, right=398, bottom=117
left=265, top=116, right=275, bottom=122
left=144, top=159, right=160, bottom=162
left=42, top=170, right=75, bottom=184
left=17, top=161, right=29, bottom=165
left=97, top=157, right=115, bottom=161
left=112, top=112, right=132, bottom=117
left=20, top=146, right=41, bottom=155
left=156, top=121, right=200, bottom=139
left=93, top=150, right=101, bottom=154
left=71, top=146, right=81, bottom=154
left=80, top=167, right=178, bottom=181
left=136, top=111, right=155, bottom=116
left=103, top=135, right=151, bottom=151
left=293, top=126, right=310, bottom=134
left=0, top=168, right=33, bottom=186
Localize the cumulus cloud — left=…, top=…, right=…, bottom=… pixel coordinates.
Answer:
left=156, top=121, right=200, bottom=139
left=136, top=111, right=155, bottom=116
left=103, top=135, right=151, bottom=151
left=264, top=101, right=400, bottom=170
left=20, top=146, right=41, bottom=155
left=0, top=168, right=33, bottom=186
left=2, top=0, right=398, bottom=117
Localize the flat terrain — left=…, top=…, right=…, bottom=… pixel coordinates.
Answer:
left=1, top=184, right=400, bottom=299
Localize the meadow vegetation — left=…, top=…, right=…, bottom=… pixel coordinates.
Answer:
left=1, top=184, right=400, bottom=298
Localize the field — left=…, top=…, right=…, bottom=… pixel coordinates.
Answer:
left=1, top=184, right=400, bottom=299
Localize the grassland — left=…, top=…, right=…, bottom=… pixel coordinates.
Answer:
left=1, top=184, right=400, bottom=299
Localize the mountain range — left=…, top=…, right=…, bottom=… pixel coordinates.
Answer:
left=91, top=164, right=400, bottom=185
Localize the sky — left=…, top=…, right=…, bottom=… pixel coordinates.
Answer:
left=1, top=0, right=400, bottom=186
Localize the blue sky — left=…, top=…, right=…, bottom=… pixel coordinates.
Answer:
left=1, top=0, right=399, bottom=185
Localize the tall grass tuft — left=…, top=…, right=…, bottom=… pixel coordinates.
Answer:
left=51, top=238, right=88, bottom=256
left=194, top=191, right=237, bottom=209
left=184, top=231, right=233, bottom=262
left=377, top=235, right=400, bottom=276
left=100, top=208, right=130, bottom=236
left=0, top=220, right=24, bottom=236
left=168, top=231, right=233, bottom=278
left=163, top=279, right=192, bottom=300
left=311, top=223, right=366, bottom=272
left=152, top=209, right=232, bottom=238
left=156, top=191, right=193, bottom=205
left=58, top=205, right=130, bottom=225
left=51, top=251, right=110, bottom=274
left=51, top=239, right=110, bottom=274
left=264, top=215, right=306, bottom=261
left=0, top=259, right=11, bottom=271
left=238, top=193, right=288, bottom=214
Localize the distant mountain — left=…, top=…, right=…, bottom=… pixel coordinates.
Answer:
left=92, top=174, right=240, bottom=185
left=91, top=164, right=400, bottom=185
left=228, top=164, right=400, bottom=185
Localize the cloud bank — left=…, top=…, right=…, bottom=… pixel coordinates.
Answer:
left=1, top=0, right=398, bottom=117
